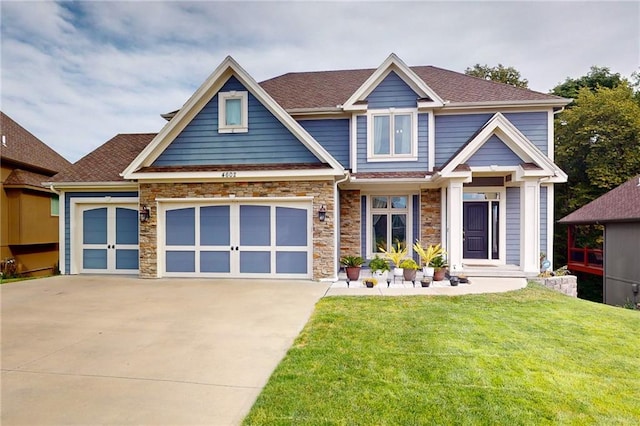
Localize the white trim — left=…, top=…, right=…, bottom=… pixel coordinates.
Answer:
left=122, top=56, right=344, bottom=179
left=428, top=112, right=435, bottom=172
left=342, top=53, right=444, bottom=110
left=366, top=109, right=418, bottom=160
left=350, top=113, right=358, bottom=172
left=438, top=112, right=567, bottom=183
left=545, top=184, right=555, bottom=271
left=440, top=187, right=447, bottom=249
left=59, top=190, right=66, bottom=274
left=70, top=197, right=139, bottom=275
left=157, top=198, right=313, bottom=279
left=218, top=91, right=248, bottom=133
left=127, top=169, right=343, bottom=183
left=461, top=186, right=507, bottom=265
left=520, top=179, right=540, bottom=274
left=46, top=182, right=138, bottom=191
left=442, top=99, right=570, bottom=110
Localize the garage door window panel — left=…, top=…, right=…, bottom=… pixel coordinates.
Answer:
left=83, top=208, right=107, bottom=244
left=276, top=252, right=307, bottom=274
left=166, top=208, right=195, bottom=245
left=240, top=205, right=270, bottom=246
left=200, top=206, right=230, bottom=246
left=167, top=251, right=195, bottom=272
left=276, top=207, right=307, bottom=246
left=200, top=251, right=230, bottom=273
left=241, top=251, right=270, bottom=273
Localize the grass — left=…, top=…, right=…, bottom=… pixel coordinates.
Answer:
left=243, top=284, right=640, bottom=425
left=0, top=275, right=49, bottom=284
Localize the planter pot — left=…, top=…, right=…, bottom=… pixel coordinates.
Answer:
left=393, top=267, right=404, bottom=277
left=433, top=268, right=446, bottom=281
left=346, top=266, right=361, bottom=281
left=372, top=270, right=388, bottom=281
left=458, top=276, right=469, bottom=284
left=423, top=267, right=435, bottom=277
left=420, top=278, right=431, bottom=287
left=450, top=276, right=460, bottom=286
left=365, top=282, right=374, bottom=288
left=403, top=268, right=417, bottom=281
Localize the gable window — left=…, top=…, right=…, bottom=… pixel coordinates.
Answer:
left=218, top=91, right=248, bottom=133
left=368, top=110, right=416, bottom=160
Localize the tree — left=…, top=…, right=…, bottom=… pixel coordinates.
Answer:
left=552, top=66, right=625, bottom=104
left=464, top=63, right=529, bottom=88
left=553, top=82, right=640, bottom=266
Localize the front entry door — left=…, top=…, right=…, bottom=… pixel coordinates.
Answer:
left=463, top=202, right=488, bottom=259
left=80, top=205, right=139, bottom=273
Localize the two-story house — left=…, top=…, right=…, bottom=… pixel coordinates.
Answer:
left=1, top=111, right=71, bottom=276
left=48, top=55, right=569, bottom=280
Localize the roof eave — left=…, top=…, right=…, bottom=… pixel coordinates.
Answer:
left=443, top=99, right=571, bottom=110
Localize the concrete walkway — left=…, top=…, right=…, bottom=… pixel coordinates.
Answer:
left=1, top=275, right=327, bottom=426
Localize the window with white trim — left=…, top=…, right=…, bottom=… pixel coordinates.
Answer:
left=368, top=110, right=416, bottom=159
left=218, top=91, right=248, bottom=133
left=371, top=195, right=409, bottom=255
left=51, top=194, right=59, bottom=216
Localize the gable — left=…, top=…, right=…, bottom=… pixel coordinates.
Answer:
left=467, top=135, right=523, bottom=167
left=366, top=71, right=419, bottom=109
left=153, top=76, right=320, bottom=166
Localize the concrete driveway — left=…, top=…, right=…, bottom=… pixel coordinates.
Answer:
left=1, top=275, right=328, bottom=425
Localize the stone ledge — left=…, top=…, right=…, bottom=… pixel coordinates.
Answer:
left=531, top=275, right=578, bottom=297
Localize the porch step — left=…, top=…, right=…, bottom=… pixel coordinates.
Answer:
left=459, top=265, right=527, bottom=278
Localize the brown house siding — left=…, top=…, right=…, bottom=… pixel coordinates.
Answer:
left=138, top=180, right=336, bottom=280
left=339, top=189, right=361, bottom=259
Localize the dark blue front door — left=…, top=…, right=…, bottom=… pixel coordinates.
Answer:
left=463, top=202, right=488, bottom=259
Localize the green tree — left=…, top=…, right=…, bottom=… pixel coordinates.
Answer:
left=552, top=66, right=625, bottom=104
left=554, top=82, right=640, bottom=266
left=464, top=63, right=529, bottom=88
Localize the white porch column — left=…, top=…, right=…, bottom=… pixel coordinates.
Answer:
left=520, top=178, right=540, bottom=274
left=446, top=179, right=465, bottom=270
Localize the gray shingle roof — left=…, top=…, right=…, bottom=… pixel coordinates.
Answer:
left=559, top=176, right=640, bottom=224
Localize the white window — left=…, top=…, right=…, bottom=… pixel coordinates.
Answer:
left=51, top=194, right=59, bottom=216
left=218, top=91, right=248, bottom=133
left=368, top=110, right=417, bottom=160
left=370, top=195, right=409, bottom=255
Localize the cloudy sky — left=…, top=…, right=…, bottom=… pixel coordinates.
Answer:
left=1, top=1, right=638, bottom=163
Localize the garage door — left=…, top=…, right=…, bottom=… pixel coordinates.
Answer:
left=160, top=201, right=312, bottom=278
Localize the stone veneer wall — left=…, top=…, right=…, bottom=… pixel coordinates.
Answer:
left=532, top=276, right=578, bottom=297
left=138, top=180, right=335, bottom=280
left=420, top=189, right=441, bottom=244
left=339, top=190, right=361, bottom=259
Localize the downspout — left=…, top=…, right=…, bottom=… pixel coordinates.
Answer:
left=321, top=171, right=350, bottom=282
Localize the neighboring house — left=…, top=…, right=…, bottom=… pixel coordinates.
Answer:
left=559, top=175, right=640, bottom=306
left=48, top=54, right=569, bottom=280
left=1, top=111, right=71, bottom=276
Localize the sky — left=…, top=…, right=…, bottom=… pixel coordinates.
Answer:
left=1, top=1, right=638, bottom=163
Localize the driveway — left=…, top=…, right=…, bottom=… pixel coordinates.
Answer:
left=1, top=275, right=328, bottom=425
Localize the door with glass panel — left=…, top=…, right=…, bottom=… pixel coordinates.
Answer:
left=80, top=205, right=139, bottom=273
left=371, top=195, right=408, bottom=254
left=462, top=192, right=501, bottom=261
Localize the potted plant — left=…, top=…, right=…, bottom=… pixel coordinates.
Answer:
left=429, top=255, right=448, bottom=281
left=420, top=277, right=432, bottom=287
left=379, top=242, right=408, bottom=277
left=368, top=255, right=390, bottom=280
left=413, top=241, right=444, bottom=278
left=400, top=258, right=419, bottom=281
left=340, top=255, right=364, bottom=281
left=362, top=277, right=377, bottom=288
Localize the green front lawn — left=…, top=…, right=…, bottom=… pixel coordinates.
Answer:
left=244, top=284, right=640, bottom=425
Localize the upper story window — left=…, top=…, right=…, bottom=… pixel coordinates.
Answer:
left=218, top=91, right=248, bottom=133
left=367, top=109, right=417, bottom=161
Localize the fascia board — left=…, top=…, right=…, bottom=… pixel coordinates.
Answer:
left=443, top=99, right=570, bottom=110
left=128, top=169, right=343, bottom=182
left=45, top=181, right=139, bottom=191
left=342, top=53, right=444, bottom=110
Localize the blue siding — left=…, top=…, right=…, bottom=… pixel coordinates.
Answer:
left=540, top=186, right=547, bottom=255
left=504, top=112, right=548, bottom=154
left=506, top=187, right=520, bottom=265
left=366, top=71, right=418, bottom=109
left=467, top=135, right=522, bottom=167
left=154, top=76, right=320, bottom=166
left=356, top=113, right=429, bottom=172
left=64, top=191, right=138, bottom=274
left=361, top=195, right=367, bottom=256
left=435, top=114, right=492, bottom=167
left=435, top=112, right=549, bottom=167
left=298, top=119, right=349, bottom=167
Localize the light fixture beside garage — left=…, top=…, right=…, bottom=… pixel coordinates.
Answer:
left=318, top=204, right=327, bottom=222
left=139, top=205, right=150, bottom=223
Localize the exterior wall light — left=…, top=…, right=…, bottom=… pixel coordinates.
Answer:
left=139, top=205, right=150, bottom=223
left=318, top=204, right=327, bottom=222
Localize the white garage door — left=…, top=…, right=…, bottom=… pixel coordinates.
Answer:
left=160, top=200, right=312, bottom=278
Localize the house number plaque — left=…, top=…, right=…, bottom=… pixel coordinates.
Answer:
left=221, top=172, right=237, bottom=178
